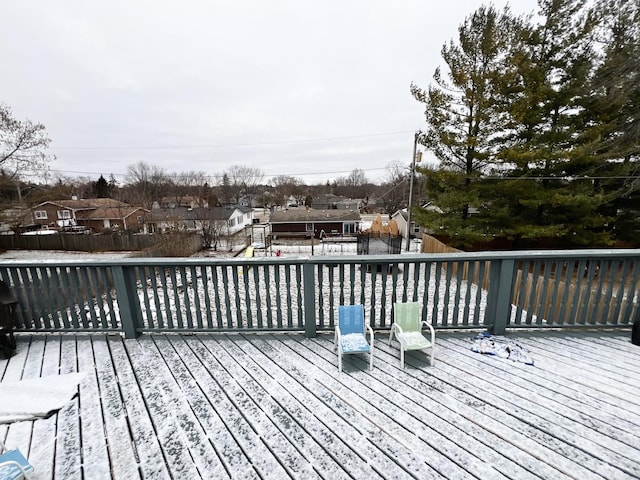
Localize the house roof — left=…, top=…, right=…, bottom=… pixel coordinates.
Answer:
left=160, top=195, right=207, bottom=205
left=76, top=207, right=148, bottom=220
left=145, top=207, right=236, bottom=222
left=35, top=198, right=130, bottom=210
left=270, top=208, right=361, bottom=223
left=391, top=209, right=409, bottom=221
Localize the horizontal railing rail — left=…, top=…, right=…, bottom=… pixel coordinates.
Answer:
left=1, top=249, right=638, bottom=338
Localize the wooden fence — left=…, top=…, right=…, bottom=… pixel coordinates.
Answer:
left=421, top=233, right=639, bottom=326
left=0, top=232, right=200, bottom=253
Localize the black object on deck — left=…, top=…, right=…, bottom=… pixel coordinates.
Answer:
left=0, top=280, right=18, bottom=358
left=632, top=318, right=640, bottom=346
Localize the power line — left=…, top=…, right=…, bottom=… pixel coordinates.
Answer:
left=27, top=165, right=391, bottom=181
left=49, top=130, right=414, bottom=151
left=479, top=175, right=640, bottom=180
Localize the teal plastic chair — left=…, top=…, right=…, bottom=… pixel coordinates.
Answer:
left=0, top=439, right=34, bottom=480
left=388, top=302, right=435, bottom=368
left=334, top=305, right=374, bottom=372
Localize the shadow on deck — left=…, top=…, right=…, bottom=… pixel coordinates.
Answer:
left=1, top=330, right=639, bottom=479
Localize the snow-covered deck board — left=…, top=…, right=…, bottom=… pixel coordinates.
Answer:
left=1, top=331, right=639, bottom=479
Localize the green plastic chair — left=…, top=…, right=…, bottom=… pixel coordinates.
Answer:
left=388, top=302, right=435, bottom=368
left=334, top=304, right=374, bottom=372
left=0, top=439, right=34, bottom=480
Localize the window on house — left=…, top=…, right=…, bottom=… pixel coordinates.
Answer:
left=34, top=211, right=47, bottom=220
left=57, top=210, right=71, bottom=219
left=413, top=223, right=421, bottom=234
left=306, top=223, right=313, bottom=232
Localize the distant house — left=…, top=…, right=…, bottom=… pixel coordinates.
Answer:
left=29, top=198, right=137, bottom=233
left=145, top=206, right=253, bottom=235
left=312, top=194, right=362, bottom=211
left=76, top=206, right=149, bottom=232
left=270, top=208, right=361, bottom=239
left=0, top=206, right=31, bottom=233
left=159, top=196, right=208, bottom=209
left=390, top=209, right=422, bottom=241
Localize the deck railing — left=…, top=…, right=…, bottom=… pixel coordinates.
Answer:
left=1, top=249, right=638, bottom=338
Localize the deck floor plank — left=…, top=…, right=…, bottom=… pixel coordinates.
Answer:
left=1, top=331, right=639, bottom=480
left=27, top=336, right=62, bottom=480
left=54, top=335, right=82, bottom=480
left=88, top=335, right=140, bottom=479
left=4, top=337, right=41, bottom=456
left=75, top=336, right=112, bottom=480
left=107, top=336, right=171, bottom=480
left=123, top=336, right=209, bottom=479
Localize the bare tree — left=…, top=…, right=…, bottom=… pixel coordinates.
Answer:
left=125, top=161, right=168, bottom=208
left=197, top=208, right=228, bottom=250
left=270, top=175, right=303, bottom=207
left=224, top=165, right=264, bottom=205
left=377, top=161, right=408, bottom=215
left=1, top=103, right=54, bottom=202
left=333, top=168, right=372, bottom=199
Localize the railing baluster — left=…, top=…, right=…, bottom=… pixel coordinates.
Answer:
left=612, top=259, right=633, bottom=325
left=303, top=262, right=316, bottom=338
left=190, top=265, right=204, bottom=329
left=274, top=265, right=283, bottom=329
left=284, top=265, right=292, bottom=328
left=200, top=265, right=214, bottom=329
left=139, top=266, right=154, bottom=329
left=263, top=264, right=272, bottom=329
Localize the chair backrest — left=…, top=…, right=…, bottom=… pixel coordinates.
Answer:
left=393, top=302, right=422, bottom=332
left=338, top=305, right=365, bottom=336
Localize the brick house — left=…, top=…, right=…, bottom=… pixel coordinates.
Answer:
left=29, top=198, right=147, bottom=233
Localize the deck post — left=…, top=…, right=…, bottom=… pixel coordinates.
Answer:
left=486, top=259, right=515, bottom=335
left=303, top=262, right=317, bottom=338
left=112, top=265, right=143, bottom=338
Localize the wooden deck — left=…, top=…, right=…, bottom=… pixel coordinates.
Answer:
left=1, top=330, right=639, bottom=479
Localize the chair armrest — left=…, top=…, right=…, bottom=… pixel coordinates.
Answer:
left=422, top=321, right=435, bottom=343
left=365, top=325, right=374, bottom=347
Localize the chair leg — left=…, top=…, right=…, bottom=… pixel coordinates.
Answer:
left=400, top=347, right=404, bottom=368
left=388, top=327, right=394, bottom=345
left=369, top=350, right=374, bottom=371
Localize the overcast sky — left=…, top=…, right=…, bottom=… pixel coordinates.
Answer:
left=2, top=0, right=538, bottom=186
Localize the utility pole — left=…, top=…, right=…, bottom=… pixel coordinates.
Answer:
left=406, top=132, right=421, bottom=251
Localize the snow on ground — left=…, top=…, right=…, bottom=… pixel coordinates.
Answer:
left=0, top=250, right=133, bottom=261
